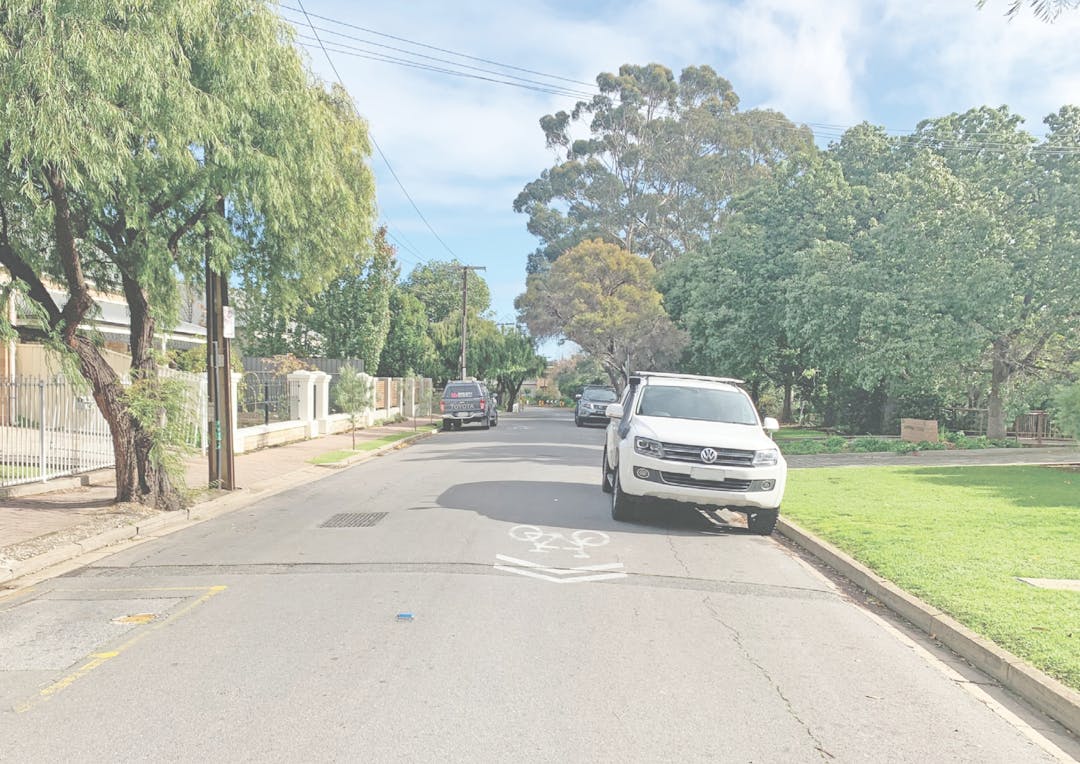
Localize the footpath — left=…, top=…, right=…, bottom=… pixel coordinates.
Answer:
left=0, top=419, right=438, bottom=586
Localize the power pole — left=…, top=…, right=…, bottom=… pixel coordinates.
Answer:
left=205, top=198, right=236, bottom=491
left=459, top=265, right=486, bottom=379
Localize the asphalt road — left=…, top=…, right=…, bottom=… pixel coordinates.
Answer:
left=1, top=409, right=1077, bottom=762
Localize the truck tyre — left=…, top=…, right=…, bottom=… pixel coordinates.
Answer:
left=611, top=470, right=639, bottom=522
left=601, top=447, right=614, bottom=494
left=747, top=508, right=779, bottom=536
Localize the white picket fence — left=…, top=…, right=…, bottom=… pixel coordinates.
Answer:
left=0, top=376, right=114, bottom=487
left=0, top=371, right=206, bottom=489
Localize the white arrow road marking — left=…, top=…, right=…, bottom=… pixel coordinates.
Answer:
left=493, top=554, right=628, bottom=584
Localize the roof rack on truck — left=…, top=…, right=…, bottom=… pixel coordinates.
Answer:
left=630, top=371, right=745, bottom=385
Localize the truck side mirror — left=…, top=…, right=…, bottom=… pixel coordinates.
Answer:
left=606, top=403, right=624, bottom=419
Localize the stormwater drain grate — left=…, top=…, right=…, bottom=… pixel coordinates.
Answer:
left=320, top=512, right=388, bottom=528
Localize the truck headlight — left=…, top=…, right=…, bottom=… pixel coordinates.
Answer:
left=634, top=437, right=664, bottom=458
left=752, top=448, right=779, bottom=467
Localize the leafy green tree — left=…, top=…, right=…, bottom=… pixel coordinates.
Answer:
left=517, top=239, right=685, bottom=389
left=306, top=227, right=395, bottom=371
left=403, top=260, right=491, bottom=323
left=553, top=355, right=608, bottom=399
left=663, top=149, right=857, bottom=420
left=514, top=63, right=812, bottom=270
left=377, top=287, right=438, bottom=378
left=977, top=0, right=1080, bottom=20
left=334, top=365, right=373, bottom=449
left=0, top=0, right=374, bottom=508
left=241, top=227, right=394, bottom=368
left=491, top=328, right=548, bottom=411
left=1053, top=383, right=1080, bottom=437
left=904, top=106, right=1080, bottom=437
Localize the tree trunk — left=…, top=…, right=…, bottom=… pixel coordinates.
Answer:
left=122, top=274, right=184, bottom=511
left=126, top=281, right=183, bottom=509
left=68, top=336, right=140, bottom=502
left=781, top=379, right=794, bottom=424
left=44, top=168, right=143, bottom=505
left=987, top=339, right=1009, bottom=440
left=881, top=390, right=899, bottom=436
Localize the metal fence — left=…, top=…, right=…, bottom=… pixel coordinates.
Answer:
left=242, top=357, right=365, bottom=417
left=237, top=371, right=295, bottom=427
left=942, top=407, right=1067, bottom=440
left=158, top=367, right=207, bottom=451
left=0, top=376, right=114, bottom=487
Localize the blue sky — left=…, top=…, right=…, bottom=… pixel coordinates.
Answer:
left=282, top=0, right=1080, bottom=358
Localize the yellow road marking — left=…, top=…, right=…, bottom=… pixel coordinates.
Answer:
left=15, top=585, right=226, bottom=713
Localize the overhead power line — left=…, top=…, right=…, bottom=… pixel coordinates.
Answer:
left=280, top=4, right=597, bottom=89
left=285, top=19, right=597, bottom=99
left=294, top=37, right=593, bottom=99
left=294, top=0, right=459, bottom=261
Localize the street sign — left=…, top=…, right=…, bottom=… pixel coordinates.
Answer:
left=222, top=306, right=235, bottom=338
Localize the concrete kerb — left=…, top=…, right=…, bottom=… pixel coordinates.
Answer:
left=2, top=429, right=440, bottom=587
left=777, top=516, right=1080, bottom=737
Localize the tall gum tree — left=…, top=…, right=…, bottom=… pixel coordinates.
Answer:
left=0, top=0, right=375, bottom=508
left=513, top=63, right=812, bottom=271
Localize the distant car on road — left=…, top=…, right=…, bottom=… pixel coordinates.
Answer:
left=574, top=385, right=618, bottom=427
left=440, top=380, right=498, bottom=431
left=602, top=371, right=786, bottom=534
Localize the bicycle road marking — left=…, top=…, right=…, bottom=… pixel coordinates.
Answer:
left=508, top=524, right=611, bottom=559
left=496, top=525, right=626, bottom=583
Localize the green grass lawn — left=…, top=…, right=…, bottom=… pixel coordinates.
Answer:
left=309, top=429, right=433, bottom=465
left=783, top=465, right=1080, bottom=691
left=0, top=464, right=40, bottom=481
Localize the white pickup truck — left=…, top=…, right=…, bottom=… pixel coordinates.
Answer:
left=601, top=372, right=786, bottom=534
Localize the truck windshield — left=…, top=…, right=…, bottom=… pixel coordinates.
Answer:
left=444, top=384, right=479, bottom=398
left=636, top=386, right=758, bottom=425
left=583, top=389, right=617, bottom=402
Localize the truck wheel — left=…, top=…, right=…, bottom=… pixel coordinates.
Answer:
left=601, top=447, right=614, bottom=494
left=747, top=508, right=779, bottom=536
left=481, top=416, right=491, bottom=430
left=441, top=420, right=452, bottom=432
left=611, top=470, right=639, bottom=522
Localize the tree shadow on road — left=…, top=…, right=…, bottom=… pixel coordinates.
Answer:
left=430, top=480, right=751, bottom=537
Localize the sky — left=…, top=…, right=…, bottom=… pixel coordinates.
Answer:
left=280, top=0, right=1080, bottom=359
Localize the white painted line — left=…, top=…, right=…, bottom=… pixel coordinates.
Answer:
left=852, top=598, right=1077, bottom=763
left=495, top=554, right=624, bottom=574
left=493, top=565, right=629, bottom=584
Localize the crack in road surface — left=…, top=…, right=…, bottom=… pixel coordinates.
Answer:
left=703, top=594, right=835, bottom=761
left=666, top=534, right=692, bottom=577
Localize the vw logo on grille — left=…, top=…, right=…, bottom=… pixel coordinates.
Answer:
left=700, top=447, right=718, bottom=464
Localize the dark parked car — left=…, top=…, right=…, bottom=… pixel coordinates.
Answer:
left=440, top=380, right=498, bottom=430
left=574, top=385, right=618, bottom=427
